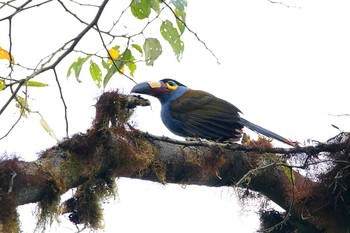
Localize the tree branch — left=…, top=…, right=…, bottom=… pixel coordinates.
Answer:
left=144, top=132, right=350, bottom=155
left=0, top=92, right=349, bottom=232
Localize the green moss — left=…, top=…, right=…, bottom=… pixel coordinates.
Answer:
left=35, top=180, right=61, bottom=231
left=60, top=152, right=81, bottom=184
left=67, top=177, right=117, bottom=230
left=32, top=92, right=154, bottom=231
left=62, top=138, right=118, bottom=229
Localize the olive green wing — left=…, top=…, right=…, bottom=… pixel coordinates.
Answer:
left=170, top=90, right=243, bottom=141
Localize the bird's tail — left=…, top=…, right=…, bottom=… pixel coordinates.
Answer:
left=238, top=118, right=297, bottom=147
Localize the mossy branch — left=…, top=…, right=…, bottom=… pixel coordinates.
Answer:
left=0, top=91, right=349, bottom=232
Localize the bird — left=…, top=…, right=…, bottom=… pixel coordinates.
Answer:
left=131, top=79, right=297, bottom=147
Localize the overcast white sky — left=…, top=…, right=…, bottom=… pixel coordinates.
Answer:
left=1, top=0, right=350, bottom=232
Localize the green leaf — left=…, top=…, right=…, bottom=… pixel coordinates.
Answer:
left=103, top=55, right=123, bottom=88
left=103, top=48, right=138, bottom=87
left=175, top=8, right=186, bottom=34
left=126, top=62, right=137, bottom=77
left=170, top=0, right=187, bottom=11
left=15, top=95, right=29, bottom=117
left=132, top=44, right=143, bottom=55
left=131, top=0, right=151, bottom=19
left=101, top=59, right=110, bottom=70
left=112, top=45, right=120, bottom=51
left=89, top=60, right=102, bottom=88
left=0, top=79, right=5, bottom=91
left=40, top=117, right=58, bottom=141
left=25, top=81, right=48, bottom=87
left=121, top=49, right=137, bottom=77
left=143, top=38, right=162, bottom=66
left=103, top=65, right=118, bottom=88
left=120, top=48, right=133, bottom=61
left=67, top=56, right=91, bottom=82
left=149, top=0, right=160, bottom=13
left=160, top=20, right=184, bottom=61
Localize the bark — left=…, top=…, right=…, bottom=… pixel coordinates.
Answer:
left=0, top=92, right=349, bottom=232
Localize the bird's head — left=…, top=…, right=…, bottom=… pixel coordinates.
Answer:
left=131, top=79, right=188, bottom=102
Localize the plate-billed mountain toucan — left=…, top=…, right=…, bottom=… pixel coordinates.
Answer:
left=131, top=79, right=297, bottom=147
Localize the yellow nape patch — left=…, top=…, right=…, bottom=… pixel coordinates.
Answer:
left=148, top=81, right=162, bottom=89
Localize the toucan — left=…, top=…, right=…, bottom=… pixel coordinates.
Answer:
left=131, top=79, right=297, bottom=147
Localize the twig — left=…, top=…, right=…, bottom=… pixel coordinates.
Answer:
left=161, top=0, right=220, bottom=64
left=57, top=0, right=87, bottom=25
left=53, top=68, right=69, bottom=137
left=235, top=162, right=277, bottom=187
left=329, top=113, right=350, bottom=117
left=0, top=79, right=25, bottom=115
left=0, top=0, right=32, bottom=22
left=267, top=0, right=301, bottom=8
left=0, top=112, right=22, bottom=140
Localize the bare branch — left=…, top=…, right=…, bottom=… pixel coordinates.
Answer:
left=267, top=0, right=301, bottom=8
left=0, top=0, right=32, bottom=22
left=0, top=111, right=22, bottom=140
left=53, top=68, right=69, bottom=137
left=329, top=113, right=350, bottom=117
left=0, top=79, right=25, bottom=115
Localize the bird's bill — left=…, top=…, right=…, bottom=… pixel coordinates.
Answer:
left=131, top=81, right=169, bottom=96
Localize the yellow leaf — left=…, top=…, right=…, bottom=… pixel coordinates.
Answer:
left=119, top=66, right=125, bottom=75
left=0, top=47, right=14, bottom=63
left=40, top=118, right=58, bottom=141
left=0, top=79, right=5, bottom=91
left=108, top=48, right=120, bottom=64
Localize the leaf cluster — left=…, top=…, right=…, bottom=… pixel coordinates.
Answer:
left=66, top=0, right=187, bottom=88
left=0, top=0, right=192, bottom=140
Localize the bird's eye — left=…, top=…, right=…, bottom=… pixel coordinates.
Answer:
left=166, top=81, right=178, bottom=91
left=168, top=81, right=176, bottom=86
